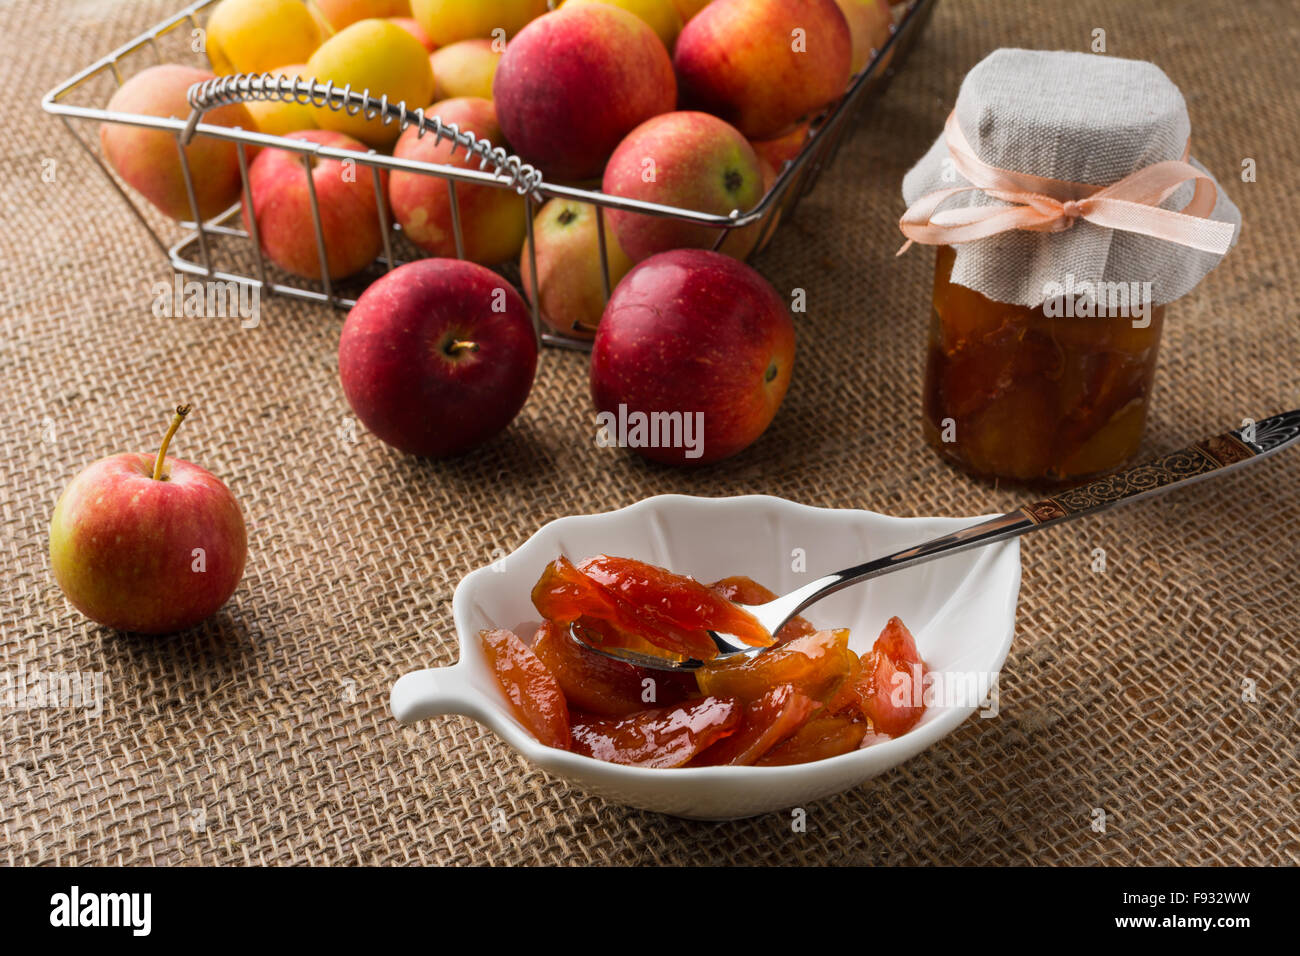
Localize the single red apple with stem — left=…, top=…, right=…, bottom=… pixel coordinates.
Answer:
left=49, top=405, right=248, bottom=634
left=338, top=259, right=539, bottom=457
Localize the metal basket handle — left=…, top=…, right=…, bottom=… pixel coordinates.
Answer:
left=181, top=72, right=546, bottom=200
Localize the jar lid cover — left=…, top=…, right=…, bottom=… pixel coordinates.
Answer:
left=901, top=49, right=1240, bottom=308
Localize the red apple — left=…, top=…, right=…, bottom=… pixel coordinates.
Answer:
left=590, top=249, right=795, bottom=465
left=602, top=111, right=765, bottom=263
left=674, top=0, right=852, bottom=139
left=338, top=259, right=538, bottom=457
left=242, top=129, right=388, bottom=281
left=389, top=97, right=526, bottom=265
left=48, top=405, right=247, bottom=634
left=493, top=5, right=677, bottom=181
left=100, top=64, right=255, bottom=222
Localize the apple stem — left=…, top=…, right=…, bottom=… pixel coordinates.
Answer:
left=447, top=340, right=479, bottom=355
left=152, top=404, right=192, bottom=481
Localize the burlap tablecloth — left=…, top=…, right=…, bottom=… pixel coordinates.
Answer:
left=2, top=0, right=1296, bottom=866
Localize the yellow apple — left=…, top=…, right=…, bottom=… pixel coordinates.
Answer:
left=411, top=0, right=548, bottom=47
left=311, top=0, right=411, bottom=31
left=562, top=0, right=682, bottom=50
left=429, top=39, right=502, bottom=100
left=245, top=64, right=317, bottom=136
left=206, top=0, right=323, bottom=75
left=306, top=18, right=435, bottom=148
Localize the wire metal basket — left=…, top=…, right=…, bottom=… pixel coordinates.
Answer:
left=42, top=0, right=936, bottom=349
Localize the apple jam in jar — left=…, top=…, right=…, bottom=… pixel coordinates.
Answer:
left=922, top=245, right=1166, bottom=484
left=901, top=50, right=1240, bottom=486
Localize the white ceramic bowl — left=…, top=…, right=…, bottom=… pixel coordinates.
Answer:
left=390, top=494, right=1021, bottom=820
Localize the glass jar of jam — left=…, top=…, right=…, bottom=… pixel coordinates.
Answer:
left=922, top=245, right=1166, bottom=484
left=902, top=50, right=1240, bottom=486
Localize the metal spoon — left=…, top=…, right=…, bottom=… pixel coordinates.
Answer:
left=570, top=409, right=1300, bottom=671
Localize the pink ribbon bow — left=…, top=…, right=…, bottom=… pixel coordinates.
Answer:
left=897, top=111, right=1236, bottom=256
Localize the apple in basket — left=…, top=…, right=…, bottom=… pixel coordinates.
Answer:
left=338, top=259, right=539, bottom=458
left=411, top=0, right=549, bottom=47
left=520, top=198, right=635, bottom=339
left=674, top=0, right=852, bottom=139
left=835, top=0, right=894, bottom=75
left=205, top=0, right=324, bottom=75
left=306, top=17, right=435, bottom=149
left=493, top=4, right=677, bottom=181
left=429, top=39, right=503, bottom=101
left=750, top=122, right=811, bottom=172
left=314, top=0, right=414, bottom=33
left=49, top=405, right=247, bottom=634
left=602, top=111, right=767, bottom=262
left=244, top=64, right=317, bottom=137
left=388, top=96, right=527, bottom=265
left=590, top=249, right=796, bottom=465
left=100, top=64, right=255, bottom=222
left=242, top=129, right=388, bottom=282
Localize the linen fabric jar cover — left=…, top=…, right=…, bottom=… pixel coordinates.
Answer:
left=899, top=49, right=1241, bottom=308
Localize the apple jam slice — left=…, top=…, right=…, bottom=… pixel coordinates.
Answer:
left=694, top=628, right=856, bottom=705
left=821, top=649, right=865, bottom=716
left=707, top=575, right=817, bottom=645
left=691, top=683, right=820, bottom=766
left=517, top=556, right=930, bottom=766
left=569, top=697, right=743, bottom=768
left=755, top=715, right=869, bottom=766
left=531, top=621, right=697, bottom=718
left=848, top=616, right=927, bottom=737
left=578, top=556, right=775, bottom=649
left=479, top=628, right=571, bottom=750
left=531, top=555, right=720, bottom=661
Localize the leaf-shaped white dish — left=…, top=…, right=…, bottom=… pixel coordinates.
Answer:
left=391, top=494, right=1021, bottom=820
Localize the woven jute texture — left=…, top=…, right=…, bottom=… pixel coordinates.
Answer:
left=2, top=0, right=1297, bottom=866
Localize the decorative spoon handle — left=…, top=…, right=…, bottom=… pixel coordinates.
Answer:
left=761, top=410, right=1300, bottom=630
left=1019, top=409, right=1300, bottom=525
